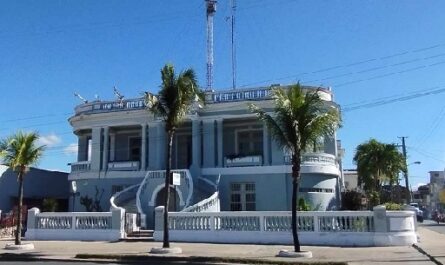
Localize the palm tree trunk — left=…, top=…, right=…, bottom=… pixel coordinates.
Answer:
left=163, top=130, right=174, bottom=248
left=15, top=170, right=24, bottom=245
left=291, top=153, right=301, bottom=253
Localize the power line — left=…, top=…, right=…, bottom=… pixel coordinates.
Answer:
left=342, top=85, right=445, bottom=112
left=237, top=42, right=445, bottom=88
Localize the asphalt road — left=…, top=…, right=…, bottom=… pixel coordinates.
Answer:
left=0, top=261, right=223, bottom=265
left=419, top=219, right=445, bottom=234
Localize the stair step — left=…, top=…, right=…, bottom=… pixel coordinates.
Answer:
left=127, top=230, right=154, bottom=238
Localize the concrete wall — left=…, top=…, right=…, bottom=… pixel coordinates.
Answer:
left=72, top=177, right=143, bottom=212
left=209, top=171, right=338, bottom=212
left=0, top=165, right=69, bottom=213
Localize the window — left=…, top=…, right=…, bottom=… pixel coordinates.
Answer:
left=236, top=130, right=263, bottom=155
left=129, top=137, right=141, bottom=161
left=230, top=182, right=256, bottom=211
left=86, top=137, right=92, bottom=161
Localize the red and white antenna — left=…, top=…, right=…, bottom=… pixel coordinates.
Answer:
left=206, top=0, right=217, bottom=91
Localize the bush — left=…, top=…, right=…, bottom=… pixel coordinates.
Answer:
left=384, top=202, right=402, bottom=210
left=298, top=198, right=311, bottom=211
left=341, top=191, right=363, bottom=210
left=42, top=198, right=58, bottom=212
left=368, top=191, right=380, bottom=208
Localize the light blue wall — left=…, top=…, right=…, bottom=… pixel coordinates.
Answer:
left=204, top=172, right=338, bottom=212
left=72, top=177, right=143, bottom=212
left=202, top=121, right=216, bottom=168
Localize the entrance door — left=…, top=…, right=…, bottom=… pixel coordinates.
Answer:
left=155, top=187, right=180, bottom=211
left=176, top=135, right=192, bottom=169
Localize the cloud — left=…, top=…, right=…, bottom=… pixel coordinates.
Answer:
left=64, top=143, right=78, bottom=155
left=38, top=133, right=61, bottom=147
left=412, top=183, right=426, bottom=191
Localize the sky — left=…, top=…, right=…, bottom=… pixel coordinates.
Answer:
left=1, top=0, right=445, bottom=190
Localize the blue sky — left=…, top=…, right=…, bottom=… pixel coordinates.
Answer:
left=1, top=1, right=445, bottom=189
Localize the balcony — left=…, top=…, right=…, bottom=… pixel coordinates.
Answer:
left=285, top=153, right=336, bottom=166
left=108, top=161, right=140, bottom=171
left=225, top=155, right=263, bottom=167
left=70, top=161, right=91, bottom=172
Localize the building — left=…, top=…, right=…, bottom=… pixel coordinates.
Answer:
left=342, top=169, right=360, bottom=192
left=68, top=85, right=342, bottom=228
left=429, top=170, right=445, bottom=212
left=0, top=165, right=69, bottom=213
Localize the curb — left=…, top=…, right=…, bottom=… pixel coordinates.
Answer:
left=75, top=253, right=347, bottom=265
left=412, top=244, right=443, bottom=265
left=0, top=252, right=347, bottom=265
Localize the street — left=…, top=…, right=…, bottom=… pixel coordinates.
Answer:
left=1, top=261, right=222, bottom=265
left=420, top=220, right=445, bottom=235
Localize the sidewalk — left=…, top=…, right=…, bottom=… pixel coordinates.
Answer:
left=0, top=229, right=439, bottom=265
left=415, top=225, right=445, bottom=265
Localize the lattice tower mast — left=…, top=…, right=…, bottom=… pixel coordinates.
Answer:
left=206, top=0, right=217, bottom=91
left=230, top=0, right=237, bottom=90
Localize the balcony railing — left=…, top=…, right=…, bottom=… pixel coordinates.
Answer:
left=70, top=161, right=91, bottom=172
left=108, top=161, right=140, bottom=171
left=225, top=155, right=263, bottom=167
left=284, top=153, right=336, bottom=166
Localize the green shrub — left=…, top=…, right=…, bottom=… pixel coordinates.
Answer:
left=42, top=198, right=58, bottom=212
left=384, top=202, right=402, bottom=210
left=298, top=198, right=311, bottom=211
left=341, top=191, right=363, bottom=210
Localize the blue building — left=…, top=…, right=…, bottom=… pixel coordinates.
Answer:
left=0, top=165, right=69, bottom=213
left=68, top=85, right=342, bottom=228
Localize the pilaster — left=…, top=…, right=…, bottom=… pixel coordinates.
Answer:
left=141, top=124, right=147, bottom=170
left=102, top=126, right=109, bottom=171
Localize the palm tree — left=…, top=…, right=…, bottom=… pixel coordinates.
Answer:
left=144, top=64, right=203, bottom=249
left=0, top=131, right=45, bottom=245
left=353, top=139, right=405, bottom=205
left=249, top=83, right=341, bottom=253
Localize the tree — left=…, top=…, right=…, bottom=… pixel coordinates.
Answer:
left=144, top=64, right=203, bottom=249
left=0, top=131, right=45, bottom=245
left=249, top=84, right=341, bottom=253
left=353, top=139, right=405, bottom=205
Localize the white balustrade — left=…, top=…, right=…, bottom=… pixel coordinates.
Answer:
left=26, top=208, right=124, bottom=241
left=136, top=169, right=194, bottom=228
left=182, top=192, right=220, bottom=212
left=225, top=155, right=262, bottom=167
left=108, top=161, right=140, bottom=171
left=284, top=153, right=336, bottom=165
left=70, top=161, right=91, bottom=172
left=154, top=208, right=417, bottom=246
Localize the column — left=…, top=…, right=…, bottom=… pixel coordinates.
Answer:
left=90, top=127, right=102, bottom=171
left=157, top=122, right=166, bottom=169
left=77, top=135, right=87, bottom=162
left=109, top=133, right=116, bottom=162
left=102, top=126, right=109, bottom=171
left=202, top=120, right=216, bottom=167
left=216, top=119, right=224, bottom=167
left=141, top=124, right=147, bottom=170
left=263, top=124, right=270, bottom=166
left=148, top=123, right=158, bottom=170
left=191, top=119, right=201, bottom=168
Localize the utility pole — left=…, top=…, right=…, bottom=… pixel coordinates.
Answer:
left=399, top=136, right=410, bottom=203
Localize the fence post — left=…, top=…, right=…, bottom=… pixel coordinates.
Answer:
left=373, top=205, right=388, bottom=232
left=25, top=208, right=40, bottom=240
left=153, top=206, right=165, bottom=241
left=313, top=214, right=320, bottom=232
left=112, top=208, right=125, bottom=240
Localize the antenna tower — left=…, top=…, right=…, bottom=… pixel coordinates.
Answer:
left=230, top=0, right=237, bottom=89
left=206, top=0, right=217, bottom=91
